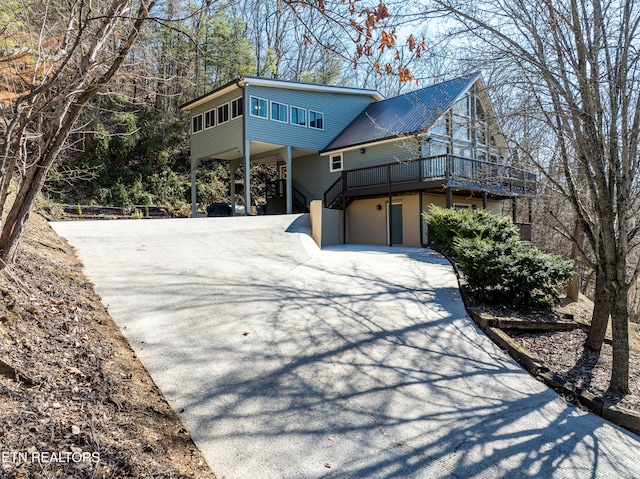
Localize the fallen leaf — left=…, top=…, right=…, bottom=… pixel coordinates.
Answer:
left=27, top=306, right=38, bottom=315
left=242, top=331, right=250, bottom=336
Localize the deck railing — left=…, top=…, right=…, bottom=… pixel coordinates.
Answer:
left=324, top=154, right=537, bottom=209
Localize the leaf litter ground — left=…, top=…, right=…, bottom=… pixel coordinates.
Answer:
left=0, top=211, right=216, bottom=478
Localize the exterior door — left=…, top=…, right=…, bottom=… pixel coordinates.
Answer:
left=387, top=203, right=403, bottom=245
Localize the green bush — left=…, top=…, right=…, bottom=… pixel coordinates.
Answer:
left=111, top=180, right=130, bottom=207
left=454, top=238, right=574, bottom=308
left=423, top=205, right=519, bottom=256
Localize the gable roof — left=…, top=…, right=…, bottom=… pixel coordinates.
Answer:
left=180, top=76, right=383, bottom=111
left=322, top=73, right=481, bottom=153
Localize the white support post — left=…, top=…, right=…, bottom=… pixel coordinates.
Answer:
left=230, top=160, right=238, bottom=216
left=286, top=145, right=293, bottom=214
left=244, top=138, right=251, bottom=215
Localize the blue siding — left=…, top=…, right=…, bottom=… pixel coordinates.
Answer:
left=293, top=139, right=420, bottom=200
left=190, top=89, right=244, bottom=160
left=342, top=139, right=419, bottom=170
left=293, top=153, right=335, bottom=200
left=245, top=85, right=375, bottom=150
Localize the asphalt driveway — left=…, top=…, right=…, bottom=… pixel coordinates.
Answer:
left=52, top=214, right=640, bottom=478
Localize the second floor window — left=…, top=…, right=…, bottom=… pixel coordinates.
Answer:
left=309, top=110, right=324, bottom=130
left=271, top=101, right=288, bottom=123
left=217, top=103, right=229, bottom=124
left=231, top=97, right=243, bottom=118
left=250, top=96, right=267, bottom=118
left=291, top=106, right=306, bottom=127
left=192, top=114, right=203, bottom=133
left=205, top=109, right=215, bottom=129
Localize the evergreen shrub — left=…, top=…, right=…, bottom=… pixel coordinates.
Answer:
left=423, top=205, right=573, bottom=308
left=422, top=205, right=519, bottom=256
left=453, top=238, right=574, bottom=308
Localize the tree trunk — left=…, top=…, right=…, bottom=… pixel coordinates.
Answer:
left=609, top=282, right=630, bottom=394
left=585, top=267, right=610, bottom=351
left=566, top=220, right=584, bottom=301
left=0, top=161, right=50, bottom=266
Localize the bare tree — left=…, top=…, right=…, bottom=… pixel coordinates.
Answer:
left=424, top=0, right=640, bottom=393
left=0, top=0, right=158, bottom=265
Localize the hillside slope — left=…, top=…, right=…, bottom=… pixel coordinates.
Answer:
left=0, top=212, right=216, bottom=478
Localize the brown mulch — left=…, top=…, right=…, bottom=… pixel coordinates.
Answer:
left=0, top=211, right=217, bottom=478
left=473, top=297, right=640, bottom=413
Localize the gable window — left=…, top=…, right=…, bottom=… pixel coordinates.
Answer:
left=329, top=153, right=343, bottom=172
left=217, top=103, right=229, bottom=124
left=231, top=97, right=243, bottom=118
left=290, top=106, right=306, bottom=127
left=250, top=96, right=268, bottom=118
left=192, top=114, right=203, bottom=133
left=271, top=101, right=288, bottom=123
left=205, top=109, right=215, bottom=129
left=309, top=110, right=324, bottom=130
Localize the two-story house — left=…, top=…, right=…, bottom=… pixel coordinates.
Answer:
left=180, top=73, right=536, bottom=247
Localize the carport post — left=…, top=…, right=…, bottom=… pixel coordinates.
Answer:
left=286, top=145, right=292, bottom=214
left=244, top=138, right=251, bottom=215
left=190, top=158, right=199, bottom=218
left=230, top=160, right=238, bottom=216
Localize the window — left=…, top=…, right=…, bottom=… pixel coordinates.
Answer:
left=309, top=110, right=324, bottom=130
left=290, top=106, right=306, bottom=127
left=271, top=101, right=288, bottom=122
left=250, top=96, right=268, bottom=118
left=279, top=165, right=287, bottom=179
left=231, top=97, right=243, bottom=118
left=217, top=103, right=229, bottom=124
left=429, top=116, right=447, bottom=137
left=205, top=109, right=215, bottom=129
left=329, top=153, right=343, bottom=172
left=192, top=114, right=203, bottom=133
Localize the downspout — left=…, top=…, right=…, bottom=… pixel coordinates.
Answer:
left=387, top=163, right=392, bottom=247
left=286, top=145, right=292, bottom=214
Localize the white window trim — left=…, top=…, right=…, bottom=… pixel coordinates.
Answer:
left=290, top=105, right=307, bottom=128
left=217, top=102, right=230, bottom=125
left=231, top=97, right=243, bottom=119
left=192, top=114, right=203, bottom=134
left=250, top=96, right=268, bottom=119
left=309, top=110, right=324, bottom=130
left=329, top=152, right=343, bottom=172
left=270, top=100, right=288, bottom=123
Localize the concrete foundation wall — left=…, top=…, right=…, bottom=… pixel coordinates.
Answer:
left=310, top=200, right=343, bottom=247
left=311, top=195, right=503, bottom=248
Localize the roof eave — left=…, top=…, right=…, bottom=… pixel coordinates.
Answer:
left=179, top=78, right=244, bottom=111
left=321, top=131, right=428, bottom=155
left=241, top=77, right=384, bottom=101
left=179, top=76, right=384, bottom=112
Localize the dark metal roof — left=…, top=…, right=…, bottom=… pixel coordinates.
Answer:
left=323, top=73, right=480, bottom=153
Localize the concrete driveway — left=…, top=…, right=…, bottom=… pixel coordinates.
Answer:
left=52, top=215, right=640, bottom=479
